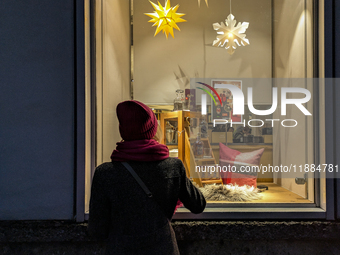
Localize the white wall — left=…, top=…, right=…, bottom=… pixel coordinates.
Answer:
left=96, top=0, right=131, bottom=164
left=133, top=0, right=272, bottom=104
left=272, top=0, right=314, bottom=199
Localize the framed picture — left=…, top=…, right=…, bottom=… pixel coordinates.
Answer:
left=185, top=88, right=196, bottom=111
left=211, top=80, right=242, bottom=123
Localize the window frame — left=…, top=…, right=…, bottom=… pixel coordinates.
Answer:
left=79, top=0, right=337, bottom=222
left=76, top=0, right=86, bottom=223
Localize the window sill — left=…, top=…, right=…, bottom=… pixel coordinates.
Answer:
left=173, top=207, right=326, bottom=220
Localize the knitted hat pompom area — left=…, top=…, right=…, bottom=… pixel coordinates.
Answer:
left=116, top=100, right=158, bottom=141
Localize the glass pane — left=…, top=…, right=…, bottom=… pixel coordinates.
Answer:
left=188, top=78, right=316, bottom=205
left=132, top=0, right=319, bottom=205
left=87, top=0, right=326, bottom=212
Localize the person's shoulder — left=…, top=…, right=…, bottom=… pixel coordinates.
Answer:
left=157, top=157, right=185, bottom=177
left=95, top=162, right=112, bottom=171
left=161, top=157, right=184, bottom=167
left=93, top=162, right=120, bottom=176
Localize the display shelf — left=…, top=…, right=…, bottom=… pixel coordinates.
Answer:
left=190, top=136, right=223, bottom=187
left=167, top=145, right=178, bottom=150
left=160, top=111, right=223, bottom=187
left=160, top=111, right=200, bottom=160
left=160, top=111, right=200, bottom=177
left=195, top=158, right=214, bottom=162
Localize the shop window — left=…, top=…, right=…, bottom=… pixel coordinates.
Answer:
left=85, top=0, right=328, bottom=219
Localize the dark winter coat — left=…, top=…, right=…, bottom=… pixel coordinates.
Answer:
left=88, top=157, right=206, bottom=254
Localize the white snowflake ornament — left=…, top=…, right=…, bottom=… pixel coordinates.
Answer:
left=212, top=14, right=249, bottom=55
left=197, top=0, right=209, bottom=7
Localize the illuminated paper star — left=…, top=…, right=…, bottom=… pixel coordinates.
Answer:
left=212, top=14, right=249, bottom=55
left=145, top=0, right=186, bottom=39
left=198, top=0, right=209, bottom=7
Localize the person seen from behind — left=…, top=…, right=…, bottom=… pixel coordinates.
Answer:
left=88, top=100, right=206, bottom=254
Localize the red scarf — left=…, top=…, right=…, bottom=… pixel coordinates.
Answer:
left=111, top=139, right=169, bottom=162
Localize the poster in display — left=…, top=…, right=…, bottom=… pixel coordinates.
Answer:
left=211, top=80, right=242, bottom=123
left=185, top=89, right=196, bottom=111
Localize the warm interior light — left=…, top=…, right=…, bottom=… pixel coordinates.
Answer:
left=212, top=14, right=250, bottom=55
left=197, top=0, right=209, bottom=7
left=144, top=0, right=186, bottom=39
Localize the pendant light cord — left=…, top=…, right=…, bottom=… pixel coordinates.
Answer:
left=230, top=0, right=232, bottom=14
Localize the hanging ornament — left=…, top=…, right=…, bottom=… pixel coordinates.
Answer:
left=212, top=0, right=249, bottom=55
left=144, top=0, right=186, bottom=39
left=198, top=0, right=209, bottom=7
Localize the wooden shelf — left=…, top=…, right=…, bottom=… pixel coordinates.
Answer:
left=195, top=158, right=215, bottom=162
left=160, top=111, right=196, bottom=177
left=167, top=145, right=178, bottom=150
left=186, top=123, right=223, bottom=187
left=160, top=111, right=223, bottom=187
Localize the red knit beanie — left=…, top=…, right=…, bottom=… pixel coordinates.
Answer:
left=116, top=100, right=158, bottom=141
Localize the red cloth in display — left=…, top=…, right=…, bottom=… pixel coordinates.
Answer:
left=219, top=143, right=264, bottom=187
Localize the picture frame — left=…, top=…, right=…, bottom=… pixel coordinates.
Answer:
left=211, top=80, right=243, bottom=124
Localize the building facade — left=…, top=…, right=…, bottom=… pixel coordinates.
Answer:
left=1, top=0, right=340, bottom=254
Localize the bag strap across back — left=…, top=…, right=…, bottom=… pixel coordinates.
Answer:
left=121, top=161, right=153, bottom=198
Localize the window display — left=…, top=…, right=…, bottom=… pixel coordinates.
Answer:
left=86, top=0, right=326, bottom=218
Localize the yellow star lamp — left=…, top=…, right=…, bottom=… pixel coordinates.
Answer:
left=145, top=0, right=186, bottom=39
